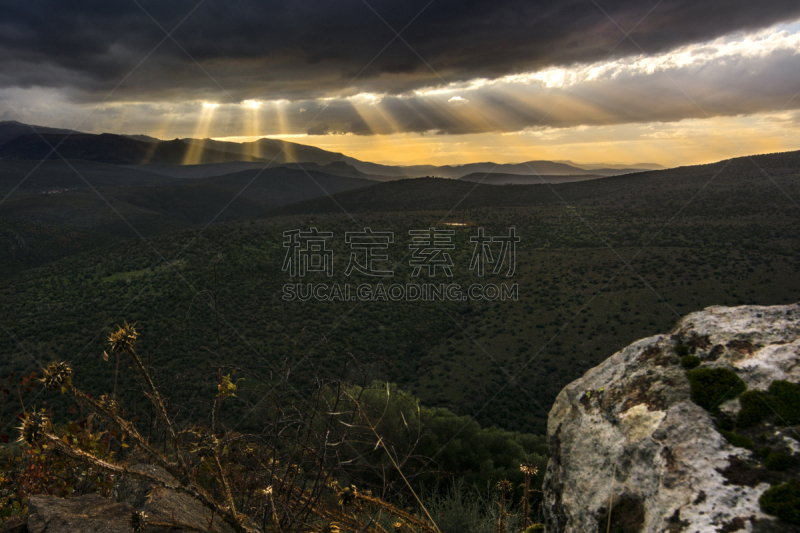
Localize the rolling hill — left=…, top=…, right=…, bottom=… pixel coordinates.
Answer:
left=0, top=148, right=798, bottom=436
left=0, top=159, right=178, bottom=199
left=129, top=160, right=377, bottom=181
left=182, top=137, right=347, bottom=166
left=342, top=157, right=653, bottom=178
left=269, top=149, right=800, bottom=216
left=0, top=161, right=377, bottom=276
left=3, top=142, right=798, bottom=280
left=458, top=173, right=605, bottom=185
left=0, top=134, right=270, bottom=166
left=0, top=120, right=78, bottom=145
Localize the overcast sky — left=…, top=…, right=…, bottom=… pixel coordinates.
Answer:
left=1, top=0, right=800, bottom=166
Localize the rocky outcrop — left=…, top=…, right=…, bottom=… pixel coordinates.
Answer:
left=3, top=463, right=258, bottom=533
left=113, top=463, right=252, bottom=533
left=543, top=304, right=800, bottom=533
left=0, top=516, right=27, bottom=533
left=25, top=494, right=134, bottom=533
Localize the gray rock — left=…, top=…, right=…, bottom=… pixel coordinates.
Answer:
left=543, top=303, right=800, bottom=533
left=142, top=484, right=241, bottom=533
left=26, top=494, right=133, bottom=533
left=19, top=463, right=260, bottom=533
left=112, top=462, right=178, bottom=510
left=0, top=516, right=27, bottom=533
left=113, top=463, right=258, bottom=533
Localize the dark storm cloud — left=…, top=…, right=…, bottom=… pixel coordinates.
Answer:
left=221, top=40, right=798, bottom=137
left=1, top=0, right=800, bottom=102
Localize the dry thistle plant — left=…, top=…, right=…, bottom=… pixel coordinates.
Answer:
left=519, top=462, right=538, bottom=529
left=16, top=409, right=50, bottom=445
left=15, top=321, right=438, bottom=533
left=496, top=480, right=513, bottom=533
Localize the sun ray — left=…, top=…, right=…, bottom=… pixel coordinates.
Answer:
left=242, top=100, right=262, bottom=159
left=141, top=111, right=177, bottom=164
left=273, top=99, right=295, bottom=162
left=182, top=102, right=218, bottom=165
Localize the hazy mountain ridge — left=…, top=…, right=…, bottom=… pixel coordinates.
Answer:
left=181, top=137, right=347, bottom=166
left=342, top=156, right=652, bottom=179
left=458, top=173, right=606, bottom=185
left=269, top=149, right=800, bottom=216
left=0, top=120, right=78, bottom=145
left=552, top=159, right=665, bottom=170
left=126, top=160, right=376, bottom=181
left=407, top=160, right=642, bottom=177
left=0, top=133, right=270, bottom=166
left=1, top=121, right=658, bottom=179
left=2, top=119, right=799, bottom=279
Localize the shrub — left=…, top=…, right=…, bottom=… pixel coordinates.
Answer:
left=338, top=383, right=548, bottom=495
left=737, top=390, right=772, bottom=428
left=764, top=451, right=794, bottom=472
left=680, top=355, right=701, bottom=369
left=675, top=344, right=690, bottom=357
left=759, top=480, right=800, bottom=524
left=718, top=429, right=754, bottom=450
left=716, top=415, right=735, bottom=431
left=755, top=447, right=773, bottom=460
left=686, top=367, right=747, bottom=411
left=422, top=481, right=523, bottom=533
left=768, top=381, right=800, bottom=426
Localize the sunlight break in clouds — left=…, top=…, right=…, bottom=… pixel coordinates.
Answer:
left=2, top=18, right=800, bottom=166
left=428, top=23, right=800, bottom=93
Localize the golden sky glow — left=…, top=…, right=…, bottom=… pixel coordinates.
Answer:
left=213, top=111, right=800, bottom=168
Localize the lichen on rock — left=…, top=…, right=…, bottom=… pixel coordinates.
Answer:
left=618, top=404, right=666, bottom=443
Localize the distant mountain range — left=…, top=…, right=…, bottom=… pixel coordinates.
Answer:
left=551, top=160, right=664, bottom=171
left=343, top=158, right=652, bottom=178
left=269, top=149, right=800, bottom=217
left=1, top=118, right=799, bottom=279
left=0, top=119, right=665, bottom=276
left=0, top=121, right=659, bottom=180
left=458, top=173, right=605, bottom=185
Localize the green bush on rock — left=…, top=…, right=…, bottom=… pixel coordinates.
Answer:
left=686, top=367, right=746, bottom=411
left=718, top=429, right=754, bottom=450
left=764, top=451, right=795, bottom=472
left=759, top=480, right=800, bottom=525
left=768, top=380, right=800, bottom=426
left=680, top=355, right=701, bottom=369
left=737, top=390, right=772, bottom=428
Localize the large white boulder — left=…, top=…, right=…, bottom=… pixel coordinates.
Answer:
left=543, top=304, right=800, bottom=533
